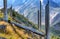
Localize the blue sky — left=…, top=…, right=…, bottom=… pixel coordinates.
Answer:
left=0, top=0, right=40, bottom=8
left=0, top=0, right=60, bottom=8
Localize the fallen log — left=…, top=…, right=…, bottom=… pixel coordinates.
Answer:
left=10, top=21, right=45, bottom=37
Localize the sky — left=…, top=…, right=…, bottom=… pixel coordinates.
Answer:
left=0, top=0, right=60, bottom=8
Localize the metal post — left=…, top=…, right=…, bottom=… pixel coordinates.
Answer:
left=45, top=0, right=50, bottom=39
left=3, top=0, right=8, bottom=21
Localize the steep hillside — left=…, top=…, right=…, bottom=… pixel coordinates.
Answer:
left=0, top=21, right=39, bottom=39
left=0, top=9, right=39, bottom=39
left=0, top=9, right=38, bottom=29
left=10, top=10, right=38, bottom=29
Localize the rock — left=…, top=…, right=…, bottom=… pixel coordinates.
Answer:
left=0, top=37, right=6, bottom=39
left=0, top=25, right=6, bottom=32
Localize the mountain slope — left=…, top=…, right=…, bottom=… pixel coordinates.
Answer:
left=0, top=21, right=37, bottom=39
left=11, top=9, right=38, bottom=29
left=0, top=9, right=39, bottom=39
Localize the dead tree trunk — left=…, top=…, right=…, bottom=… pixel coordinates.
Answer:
left=45, top=0, right=50, bottom=39
left=3, top=0, right=8, bottom=21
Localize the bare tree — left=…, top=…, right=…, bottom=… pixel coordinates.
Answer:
left=45, top=0, right=50, bottom=39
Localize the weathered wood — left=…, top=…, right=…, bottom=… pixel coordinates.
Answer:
left=45, top=0, right=50, bottom=39
left=3, top=0, right=8, bottom=21
left=9, top=21, right=45, bottom=37
left=10, top=6, right=12, bottom=17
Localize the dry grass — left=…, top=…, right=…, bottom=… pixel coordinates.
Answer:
left=0, top=21, right=32, bottom=39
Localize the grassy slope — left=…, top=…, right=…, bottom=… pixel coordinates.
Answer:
left=0, top=10, right=39, bottom=39
left=0, top=9, right=38, bottom=29
left=0, top=9, right=60, bottom=39
left=50, top=27, right=60, bottom=39
left=11, top=10, right=38, bottom=29
left=0, top=21, right=32, bottom=39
